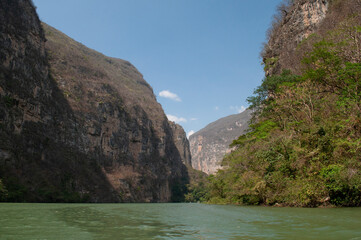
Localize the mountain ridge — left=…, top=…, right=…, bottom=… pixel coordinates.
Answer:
left=189, top=109, right=252, bottom=174
left=0, top=0, right=191, bottom=203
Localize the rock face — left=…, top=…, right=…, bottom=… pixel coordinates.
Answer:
left=0, top=0, right=189, bottom=202
left=169, top=122, right=192, bottom=167
left=263, top=0, right=329, bottom=76
left=189, top=109, right=252, bottom=174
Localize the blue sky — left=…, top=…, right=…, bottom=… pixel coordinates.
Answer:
left=33, top=0, right=281, bottom=137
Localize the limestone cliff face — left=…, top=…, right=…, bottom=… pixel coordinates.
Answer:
left=263, top=0, right=329, bottom=76
left=0, top=0, right=189, bottom=202
left=169, top=121, right=192, bottom=166
left=189, top=110, right=252, bottom=174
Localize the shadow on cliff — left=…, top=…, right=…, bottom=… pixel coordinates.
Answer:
left=0, top=0, right=189, bottom=203
left=0, top=61, right=120, bottom=202
left=0, top=0, right=118, bottom=202
left=161, top=119, right=190, bottom=202
left=98, top=105, right=190, bottom=203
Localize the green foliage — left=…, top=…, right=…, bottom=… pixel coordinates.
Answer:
left=319, top=164, right=361, bottom=206
left=231, top=120, right=278, bottom=147
left=184, top=181, right=209, bottom=202
left=203, top=24, right=361, bottom=207
left=251, top=120, right=279, bottom=140
left=0, top=179, right=8, bottom=201
left=3, top=95, right=16, bottom=108
left=247, top=70, right=300, bottom=109
left=338, top=63, right=361, bottom=106
left=185, top=168, right=210, bottom=202
left=2, top=177, right=28, bottom=202
left=263, top=57, right=279, bottom=72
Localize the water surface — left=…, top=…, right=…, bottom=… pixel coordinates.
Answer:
left=0, top=203, right=360, bottom=239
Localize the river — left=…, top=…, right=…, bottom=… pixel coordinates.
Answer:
left=0, top=203, right=360, bottom=239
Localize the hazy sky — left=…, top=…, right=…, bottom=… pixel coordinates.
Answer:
left=33, top=0, right=281, bottom=137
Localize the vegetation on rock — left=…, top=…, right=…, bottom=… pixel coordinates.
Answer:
left=0, top=179, right=8, bottom=201
left=188, top=0, right=361, bottom=207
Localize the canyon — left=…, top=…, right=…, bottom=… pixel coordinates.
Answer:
left=0, top=0, right=190, bottom=202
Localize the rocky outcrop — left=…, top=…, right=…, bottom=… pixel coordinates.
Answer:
left=0, top=0, right=189, bottom=202
left=189, top=109, right=252, bottom=174
left=262, top=0, right=329, bottom=75
left=169, top=121, right=192, bottom=166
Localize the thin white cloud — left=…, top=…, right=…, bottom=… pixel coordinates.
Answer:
left=190, top=118, right=198, bottom=121
left=230, top=105, right=246, bottom=113
left=167, top=114, right=187, bottom=123
left=238, top=106, right=246, bottom=113
left=159, top=90, right=181, bottom=102
left=187, top=130, right=195, bottom=138
left=215, top=106, right=219, bottom=111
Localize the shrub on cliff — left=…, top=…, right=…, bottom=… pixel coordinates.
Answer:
left=0, top=179, right=8, bottom=201
left=206, top=19, right=361, bottom=207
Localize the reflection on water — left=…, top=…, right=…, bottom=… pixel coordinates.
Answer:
left=55, top=205, right=193, bottom=239
left=1, top=203, right=361, bottom=240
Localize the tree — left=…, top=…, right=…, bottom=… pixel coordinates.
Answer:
left=0, top=179, right=8, bottom=201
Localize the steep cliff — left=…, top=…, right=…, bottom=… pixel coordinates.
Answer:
left=0, top=0, right=189, bottom=202
left=205, top=0, right=361, bottom=207
left=263, top=0, right=361, bottom=77
left=168, top=121, right=192, bottom=166
left=262, top=0, right=329, bottom=76
left=189, top=109, right=252, bottom=174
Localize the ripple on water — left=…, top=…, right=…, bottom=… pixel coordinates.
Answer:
left=1, top=203, right=361, bottom=240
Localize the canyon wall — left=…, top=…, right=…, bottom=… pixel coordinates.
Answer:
left=0, top=0, right=190, bottom=202
left=189, top=110, right=252, bottom=174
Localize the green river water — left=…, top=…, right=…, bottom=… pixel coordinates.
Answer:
left=0, top=203, right=360, bottom=239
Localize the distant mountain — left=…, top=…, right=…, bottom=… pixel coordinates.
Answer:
left=206, top=0, right=361, bottom=207
left=0, top=0, right=190, bottom=202
left=189, top=109, right=252, bottom=174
